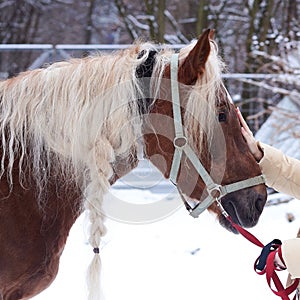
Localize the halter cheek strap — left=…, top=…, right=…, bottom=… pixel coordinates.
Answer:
left=169, top=53, right=265, bottom=218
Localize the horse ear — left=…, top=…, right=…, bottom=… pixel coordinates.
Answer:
left=208, top=29, right=215, bottom=40
left=178, top=29, right=213, bottom=85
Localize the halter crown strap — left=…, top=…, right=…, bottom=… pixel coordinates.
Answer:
left=170, top=54, right=184, bottom=138
left=168, top=53, right=265, bottom=218
left=169, top=54, right=185, bottom=184
left=169, top=54, right=217, bottom=190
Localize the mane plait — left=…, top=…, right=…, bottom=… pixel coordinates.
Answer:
left=181, top=40, right=226, bottom=154
left=0, top=42, right=158, bottom=300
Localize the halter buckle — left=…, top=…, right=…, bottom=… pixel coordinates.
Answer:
left=216, top=198, right=229, bottom=218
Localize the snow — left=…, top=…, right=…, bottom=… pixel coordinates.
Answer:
left=31, top=184, right=300, bottom=300
left=285, top=42, right=300, bottom=70
left=255, top=96, right=300, bottom=160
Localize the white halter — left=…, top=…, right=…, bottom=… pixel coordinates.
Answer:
left=169, top=53, right=265, bottom=218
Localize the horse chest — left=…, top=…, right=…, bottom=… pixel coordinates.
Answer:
left=0, top=175, right=82, bottom=300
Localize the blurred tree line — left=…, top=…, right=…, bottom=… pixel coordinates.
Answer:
left=0, top=0, right=299, bottom=73
left=0, top=0, right=299, bottom=123
left=0, top=0, right=299, bottom=159
left=0, top=0, right=300, bottom=122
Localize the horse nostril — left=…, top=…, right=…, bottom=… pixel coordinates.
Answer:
left=255, top=196, right=266, bottom=213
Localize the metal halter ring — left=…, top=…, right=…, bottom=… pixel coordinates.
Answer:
left=173, top=136, right=187, bottom=149
left=207, top=184, right=222, bottom=200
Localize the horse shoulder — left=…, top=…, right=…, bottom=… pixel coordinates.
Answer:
left=0, top=170, right=82, bottom=299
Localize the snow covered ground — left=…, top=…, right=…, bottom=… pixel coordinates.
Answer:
left=31, top=181, right=300, bottom=300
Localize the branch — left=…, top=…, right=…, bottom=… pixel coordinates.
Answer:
left=164, top=9, right=189, bottom=44
left=238, top=78, right=300, bottom=102
left=114, top=0, right=138, bottom=41
left=267, top=106, right=300, bottom=126
left=0, top=0, right=14, bottom=9
left=127, top=15, right=150, bottom=31
left=53, top=0, right=74, bottom=3
left=252, top=50, right=297, bottom=74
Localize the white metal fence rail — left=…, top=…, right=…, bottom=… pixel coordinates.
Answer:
left=1, top=44, right=299, bottom=131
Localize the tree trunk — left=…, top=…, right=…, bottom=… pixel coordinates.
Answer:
left=157, top=0, right=166, bottom=42
left=145, top=0, right=155, bottom=40
left=258, top=0, right=274, bottom=52
left=286, top=0, right=298, bottom=39
left=85, top=0, right=97, bottom=44
left=114, top=0, right=136, bottom=41
left=241, top=0, right=262, bottom=126
left=245, top=0, right=261, bottom=73
left=196, top=0, right=208, bottom=36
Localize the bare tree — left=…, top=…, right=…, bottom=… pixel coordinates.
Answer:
left=157, top=0, right=166, bottom=42
left=0, top=0, right=45, bottom=75
left=196, top=0, right=208, bottom=36
left=0, top=0, right=42, bottom=44
left=85, top=0, right=97, bottom=44
left=0, top=0, right=299, bottom=76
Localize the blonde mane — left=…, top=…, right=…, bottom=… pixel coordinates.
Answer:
left=0, top=39, right=224, bottom=300
left=182, top=40, right=225, bottom=153
left=151, top=39, right=225, bottom=154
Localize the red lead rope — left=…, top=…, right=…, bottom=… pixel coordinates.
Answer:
left=226, top=215, right=299, bottom=300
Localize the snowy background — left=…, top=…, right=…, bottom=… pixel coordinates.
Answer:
left=31, top=165, right=300, bottom=300
left=1, top=1, right=299, bottom=300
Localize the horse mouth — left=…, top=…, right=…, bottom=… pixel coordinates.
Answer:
left=218, top=195, right=262, bottom=234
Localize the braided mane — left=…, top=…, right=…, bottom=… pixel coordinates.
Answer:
left=0, top=39, right=224, bottom=300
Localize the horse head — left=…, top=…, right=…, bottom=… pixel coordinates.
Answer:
left=0, top=28, right=268, bottom=300
left=143, top=29, right=267, bottom=233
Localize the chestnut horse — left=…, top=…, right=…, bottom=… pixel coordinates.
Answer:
left=0, top=29, right=267, bottom=300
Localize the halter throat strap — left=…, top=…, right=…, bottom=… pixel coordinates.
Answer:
left=169, top=53, right=265, bottom=218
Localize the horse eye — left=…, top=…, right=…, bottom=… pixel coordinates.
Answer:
left=218, top=112, right=227, bottom=122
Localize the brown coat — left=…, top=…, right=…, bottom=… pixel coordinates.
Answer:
left=259, top=143, right=300, bottom=279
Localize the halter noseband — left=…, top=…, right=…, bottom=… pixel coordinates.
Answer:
left=169, top=53, right=265, bottom=218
